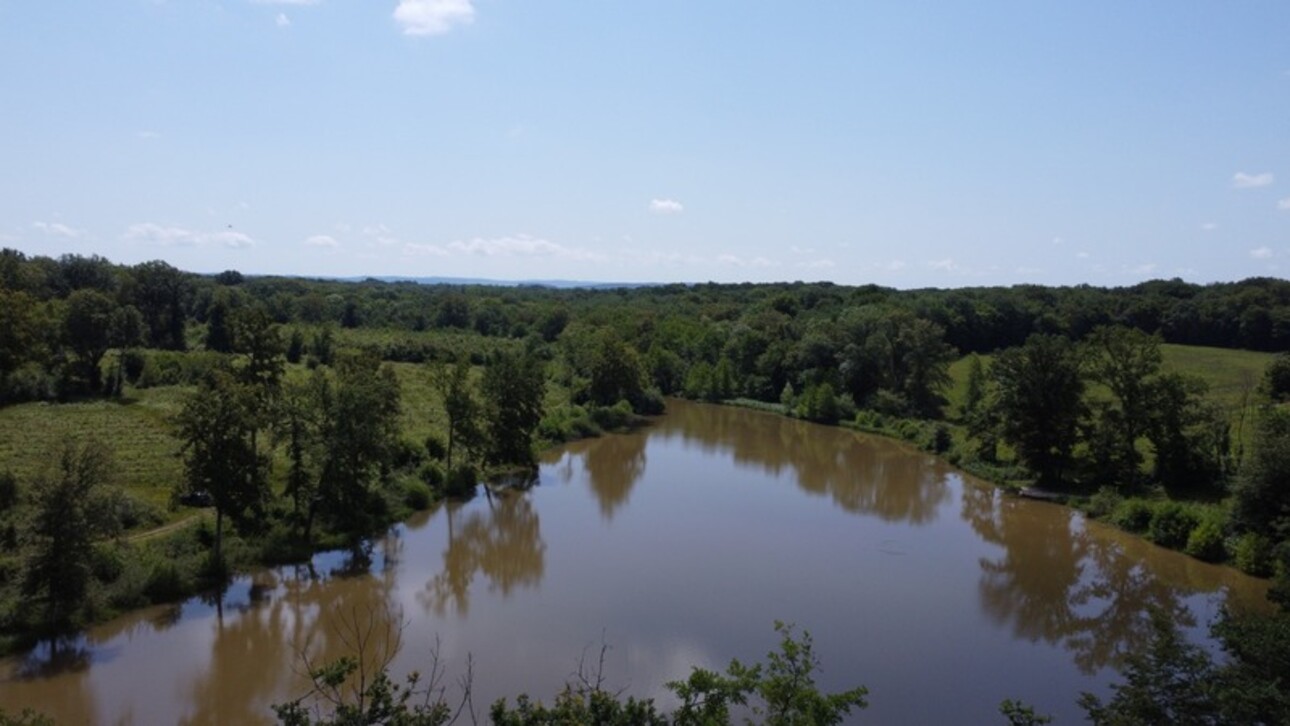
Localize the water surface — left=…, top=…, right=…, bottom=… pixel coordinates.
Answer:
left=0, top=400, right=1270, bottom=723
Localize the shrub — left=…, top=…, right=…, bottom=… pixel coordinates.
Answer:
left=443, top=464, right=477, bottom=499
left=1184, top=518, right=1226, bottom=562
left=896, top=419, right=923, bottom=442
left=1232, top=533, right=1274, bottom=577
left=90, top=544, right=125, bottom=583
left=0, top=362, right=58, bottom=403
left=590, top=400, right=635, bottom=431
left=424, top=434, right=447, bottom=461
left=121, top=350, right=146, bottom=383
left=1086, top=486, right=1124, bottom=520
left=390, top=438, right=424, bottom=471
left=144, top=562, right=187, bottom=603
left=871, top=389, right=911, bottom=417
left=402, top=479, right=432, bottom=511
left=632, top=387, right=666, bottom=416
left=1147, top=502, right=1200, bottom=550
left=0, top=470, right=17, bottom=513
left=854, top=411, right=884, bottom=429
left=1110, top=499, right=1154, bottom=533
left=419, top=461, right=445, bottom=488
left=930, top=424, right=953, bottom=454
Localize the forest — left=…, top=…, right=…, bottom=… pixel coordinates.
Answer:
left=2, top=248, right=1290, bottom=723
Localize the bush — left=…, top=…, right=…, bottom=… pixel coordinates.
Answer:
left=390, top=438, right=424, bottom=471
left=424, top=434, right=447, bottom=461
left=1147, top=502, right=1201, bottom=550
left=105, top=492, right=163, bottom=531
left=590, top=400, right=635, bottom=431
left=121, top=350, right=146, bottom=383
left=1111, top=499, right=1154, bottom=533
left=144, top=561, right=187, bottom=603
left=1233, top=533, right=1275, bottom=577
left=632, top=387, right=666, bottom=416
left=135, top=351, right=226, bottom=388
left=1086, top=486, right=1124, bottom=520
left=402, top=479, right=432, bottom=511
left=0, top=470, right=17, bottom=513
left=0, top=362, right=58, bottom=403
left=443, top=464, right=477, bottom=499
left=90, top=544, right=125, bottom=583
left=418, top=461, right=445, bottom=488
left=930, top=424, right=953, bottom=454
left=854, top=410, right=884, bottom=429
left=1184, top=518, right=1226, bottom=562
left=871, top=389, right=911, bottom=417
left=896, top=419, right=923, bottom=442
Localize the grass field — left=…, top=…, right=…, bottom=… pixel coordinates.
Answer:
left=1, top=342, right=1273, bottom=533
left=0, top=392, right=187, bottom=520
left=947, top=344, right=1274, bottom=455
left=948, top=344, right=1271, bottom=412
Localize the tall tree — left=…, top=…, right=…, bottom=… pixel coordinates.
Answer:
left=125, top=260, right=189, bottom=350
left=276, top=376, right=324, bottom=539
left=22, top=438, right=121, bottom=629
left=1085, top=326, right=1163, bottom=488
left=480, top=351, right=546, bottom=467
left=587, top=332, right=646, bottom=407
left=316, top=353, right=402, bottom=539
left=991, top=334, right=1086, bottom=486
left=107, top=304, right=145, bottom=396
left=176, top=372, right=266, bottom=571
left=62, top=289, right=116, bottom=393
left=431, top=358, right=479, bottom=470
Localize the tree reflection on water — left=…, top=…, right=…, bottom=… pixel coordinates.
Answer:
left=965, top=485, right=1197, bottom=674
left=419, top=491, right=546, bottom=617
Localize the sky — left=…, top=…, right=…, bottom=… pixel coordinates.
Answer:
left=1, top=1, right=1288, bottom=288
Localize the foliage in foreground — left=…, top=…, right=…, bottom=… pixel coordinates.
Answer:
left=274, top=620, right=867, bottom=726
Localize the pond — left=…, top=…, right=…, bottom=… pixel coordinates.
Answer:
left=0, top=399, right=1270, bottom=724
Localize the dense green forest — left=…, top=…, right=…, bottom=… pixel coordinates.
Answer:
left=3, top=248, right=1290, bottom=722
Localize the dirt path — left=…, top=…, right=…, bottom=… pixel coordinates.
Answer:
left=125, top=511, right=210, bottom=543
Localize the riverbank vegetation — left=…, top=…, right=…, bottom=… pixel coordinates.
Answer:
left=4, top=248, right=1290, bottom=719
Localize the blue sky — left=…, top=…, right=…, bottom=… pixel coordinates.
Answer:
left=1, top=1, right=1287, bottom=287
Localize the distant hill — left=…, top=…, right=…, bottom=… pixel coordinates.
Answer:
left=338, top=275, right=658, bottom=290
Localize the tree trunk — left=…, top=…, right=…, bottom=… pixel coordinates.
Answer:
left=214, top=506, right=224, bottom=573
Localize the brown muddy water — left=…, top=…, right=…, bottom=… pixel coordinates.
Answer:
left=0, top=400, right=1270, bottom=724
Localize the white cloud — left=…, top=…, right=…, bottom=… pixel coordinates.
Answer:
left=394, top=0, right=475, bottom=36
left=617, top=249, right=702, bottom=267
left=304, top=234, right=338, bottom=249
left=649, top=198, right=685, bottom=215
left=31, top=221, right=84, bottom=239
left=795, top=259, right=835, bottom=270
left=123, top=223, right=254, bottom=249
left=449, top=235, right=605, bottom=261
left=928, top=258, right=957, bottom=272
left=276, top=13, right=291, bottom=26
left=1051, top=236, right=1064, bottom=246
left=1251, top=246, right=1274, bottom=260
left=1201, top=222, right=1218, bottom=231
left=403, top=242, right=449, bottom=257
left=137, top=130, right=160, bottom=140
left=1233, top=171, right=1274, bottom=189
left=885, top=260, right=907, bottom=271
left=1076, top=251, right=1090, bottom=259
left=251, top=0, right=318, bottom=5
left=1015, top=266, right=1043, bottom=275
left=1278, top=198, right=1290, bottom=211
left=1130, top=263, right=1158, bottom=275
left=402, top=234, right=604, bottom=262
left=716, top=253, right=775, bottom=268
